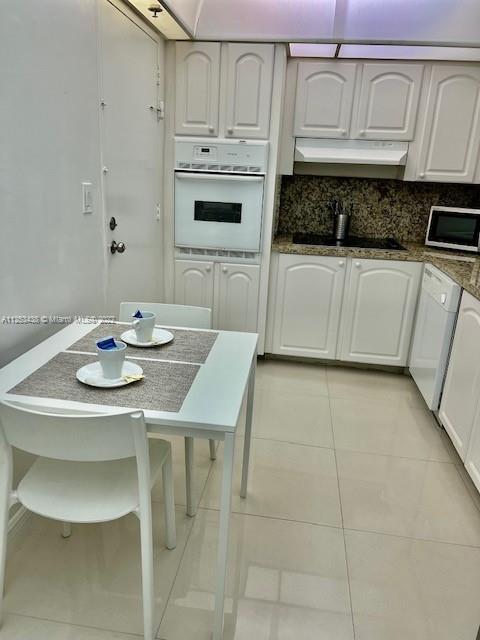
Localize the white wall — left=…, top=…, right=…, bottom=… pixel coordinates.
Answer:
left=0, top=0, right=106, bottom=369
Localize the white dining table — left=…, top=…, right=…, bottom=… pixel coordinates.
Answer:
left=0, top=320, right=258, bottom=640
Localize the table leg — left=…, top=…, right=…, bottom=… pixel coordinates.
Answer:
left=240, top=355, right=256, bottom=499
left=212, top=432, right=235, bottom=640
left=184, top=437, right=196, bottom=517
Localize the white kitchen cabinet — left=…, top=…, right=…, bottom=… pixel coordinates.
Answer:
left=354, top=63, right=424, bottom=141
left=224, top=43, right=274, bottom=139
left=294, top=62, right=358, bottom=138
left=175, top=259, right=260, bottom=332
left=465, top=402, right=480, bottom=493
left=272, top=254, right=347, bottom=359
left=175, top=42, right=274, bottom=140
left=439, top=291, right=480, bottom=461
left=414, top=65, right=480, bottom=183
left=338, top=259, right=422, bottom=366
left=217, top=263, right=260, bottom=332
left=175, top=42, right=220, bottom=136
left=174, top=259, right=214, bottom=309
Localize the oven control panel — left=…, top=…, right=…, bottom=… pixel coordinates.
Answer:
left=175, top=138, right=269, bottom=173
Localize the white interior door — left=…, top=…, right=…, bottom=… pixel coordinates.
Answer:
left=100, top=0, right=163, bottom=315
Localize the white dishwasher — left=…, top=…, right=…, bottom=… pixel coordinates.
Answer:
left=409, top=263, right=461, bottom=411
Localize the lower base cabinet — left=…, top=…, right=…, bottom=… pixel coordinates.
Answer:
left=174, top=259, right=260, bottom=332
left=272, top=254, right=346, bottom=359
left=269, top=253, right=422, bottom=366
left=439, top=291, right=480, bottom=462
left=338, top=258, right=422, bottom=366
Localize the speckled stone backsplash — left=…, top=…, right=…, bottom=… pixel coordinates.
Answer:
left=277, top=176, right=480, bottom=242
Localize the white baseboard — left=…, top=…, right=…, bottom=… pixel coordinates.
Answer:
left=8, top=506, right=30, bottom=542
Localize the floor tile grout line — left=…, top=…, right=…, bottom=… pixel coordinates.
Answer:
left=4, top=610, right=144, bottom=638
left=342, top=525, right=480, bottom=550
left=195, top=504, right=345, bottom=531
left=326, top=383, right=357, bottom=640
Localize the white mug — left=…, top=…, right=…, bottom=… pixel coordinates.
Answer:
left=96, top=339, right=127, bottom=379
left=132, top=311, right=156, bottom=343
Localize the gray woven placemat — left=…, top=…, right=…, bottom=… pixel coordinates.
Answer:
left=66, top=323, right=218, bottom=364
left=8, top=352, right=200, bottom=413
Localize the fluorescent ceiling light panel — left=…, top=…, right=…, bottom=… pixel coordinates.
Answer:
left=124, top=0, right=190, bottom=39
left=339, top=44, right=480, bottom=61
left=194, top=0, right=336, bottom=41
left=289, top=43, right=337, bottom=58
left=340, top=0, right=480, bottom=45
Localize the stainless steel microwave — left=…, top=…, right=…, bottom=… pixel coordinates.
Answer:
left=425, top=206, right=480, bottom=253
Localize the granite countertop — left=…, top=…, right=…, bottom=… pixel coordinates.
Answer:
left=272, top=235, right=480, bottom=301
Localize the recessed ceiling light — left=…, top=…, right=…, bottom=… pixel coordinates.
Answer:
left=289, top=43, right=338, bottom=58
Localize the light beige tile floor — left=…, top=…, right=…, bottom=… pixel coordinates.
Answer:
left=4, top=360, right=480, bottom=640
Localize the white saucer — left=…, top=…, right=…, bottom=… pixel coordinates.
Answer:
left=120, top=327, right=174, bottom=348
left=76, top=361, right=144, bottom=388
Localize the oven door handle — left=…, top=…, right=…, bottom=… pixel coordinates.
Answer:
left=175, top=172, right=264, bottom=183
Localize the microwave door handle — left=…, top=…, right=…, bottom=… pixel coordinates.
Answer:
left=175, top=173, right=264, bottom=183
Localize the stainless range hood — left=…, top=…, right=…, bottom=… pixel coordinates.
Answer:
left=294, top=138, right=409, bottom=166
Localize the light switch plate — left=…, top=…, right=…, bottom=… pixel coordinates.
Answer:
left=82, top=182, right=93, bottom=214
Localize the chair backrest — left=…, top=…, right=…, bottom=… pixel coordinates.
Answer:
left=0, top=401, right=147, bottom=462
left=119, top=302, right=212, bottom=329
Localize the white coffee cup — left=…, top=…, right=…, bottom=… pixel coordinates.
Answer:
left=132, top=311, right=156, bottom=343
left=96, top=339, right=127, bottom=379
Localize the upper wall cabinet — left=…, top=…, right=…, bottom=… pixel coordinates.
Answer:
left=224, top=43, right=274, bottom=139
left=354, top=63, right=424, bottom=141
left=414, top=65, right=480, bottom=182
left=294, top=62, right=357, bottom=138
left=175, top=42, right=274, bottom=139
left=175, top=42, right=221, bottom=137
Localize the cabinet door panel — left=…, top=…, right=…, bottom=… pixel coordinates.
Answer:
left=224, top=44, right=274, bottom=139
left=217, top=263, right=260, bottom=332
left=417, top=65, right=480, bottom=182
left=294, top=62, right=357, bottom=138
left=339, top=260, right=421, bottom=366
left=440, top=291, right=480, bottom=460
left=174, top=260, right=214, bottom=309
left=355, top=63, right=423, bottom=140
left=272, top=255, right=346, bottom=359
left=175, top=42, right=220, bottom=136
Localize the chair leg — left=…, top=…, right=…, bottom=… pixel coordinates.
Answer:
left=139, top=503, right=155, bottom=640
left=161, top=452, right=176, bottom=550
left=0, top=441, right=13, bottom=627
left=209, top=439, right=217, bottom=461
left=184, top=437, right=196, bottom=517
left=61, top=522, right=72, bottom=539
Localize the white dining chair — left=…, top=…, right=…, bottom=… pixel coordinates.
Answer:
left=119, top=302, right=217, bottom=517
left=0, top=402, right=176, bottom=640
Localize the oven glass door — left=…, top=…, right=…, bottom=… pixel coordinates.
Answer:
left=427, top=210, right=480, bottom=249
left=175, top=172, right=264, bottom=251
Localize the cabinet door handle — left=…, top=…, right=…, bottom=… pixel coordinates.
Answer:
left=341, top=129, right=347, bottom=136
left=355, top=261, right=361, bottom=268
left=419, top=172, right=425, bottom=178
left=360, top=129, right=365, bottom=136
left=338, top=260, right=345, bottom=267
left=208, top=125, right=214, bottom=133
left=205, top=265, right=211, bottom=272
left=222, top=266, right=228, bottom=273
left=227, top=127, right=234, bottom=135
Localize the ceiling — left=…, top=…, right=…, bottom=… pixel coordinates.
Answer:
left=160, top=0, right=480, bottom=47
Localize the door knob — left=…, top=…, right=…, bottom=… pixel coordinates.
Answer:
left=109, top=216, right=117, bottom=231
left=110, top=240, right=126, bottom=254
